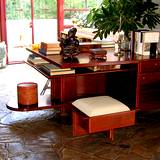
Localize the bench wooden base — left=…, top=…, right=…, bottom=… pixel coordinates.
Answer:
left=72, top=108, right=135, bottom=141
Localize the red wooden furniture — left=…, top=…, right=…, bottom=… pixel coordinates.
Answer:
left=23, top=48, right=137, bottom=113
left=72, top=96, right=135, bottom=140
left=6, top=47, right=160, bottom=141
left=136, top=58, right=160, bottom=110
left=6, top=94, right=60, bottom=112
left=7, top=48, right=160, bottom=116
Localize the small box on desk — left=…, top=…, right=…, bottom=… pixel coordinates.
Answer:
left=90, top=48, right=107, bottom=59
left=79, top=42, right=101, bottom=52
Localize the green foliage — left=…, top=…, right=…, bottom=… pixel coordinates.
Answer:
left=6, top=0, right=57, bottom=19
left=64, top=0, right=102, bottom=19
left=6, top=0, right=102, bottom=20
left=85, top=0, right=160, bottom=40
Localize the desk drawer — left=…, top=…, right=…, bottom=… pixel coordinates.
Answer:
left=139, top=72, right=160, bottom=85
left=139, top=60, right=160, bottom=73
left=89, top=110, right=135, bottom=133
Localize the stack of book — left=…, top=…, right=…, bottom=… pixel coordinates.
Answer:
left=27, top=54, right=49, bottom=65
left=39, top=42, right=61, bottom=55
left=40, top=63, right=75, bottom=75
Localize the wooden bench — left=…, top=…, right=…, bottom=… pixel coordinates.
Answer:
left=72, top=96, right=135, bottom=140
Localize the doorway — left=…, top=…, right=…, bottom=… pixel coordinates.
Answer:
left=6, top=0, right=57, bottom=63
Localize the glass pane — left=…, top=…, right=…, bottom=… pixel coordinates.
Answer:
left=6, top=0, right=58, bottom=62
left=6, top=0, right=32, bottom=62
left=65, top=0, right=86, bottom=9
left=153, top=0, right=160, bottom=30
left=34, top=0, right=57, bottom=43
left=64, top=0, right=103, bottom=27
left=6, top=0, right=32, bottom=47
left=87, top=0, right=102, bottom=8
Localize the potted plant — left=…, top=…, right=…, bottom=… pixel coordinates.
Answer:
left=84, top=0, right=160, bottom=53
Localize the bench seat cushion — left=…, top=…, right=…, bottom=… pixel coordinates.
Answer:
left=72, top=96, right=130, bottom=117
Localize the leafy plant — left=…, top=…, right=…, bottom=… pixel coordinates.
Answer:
left=84, top=0, right=160, bottom=40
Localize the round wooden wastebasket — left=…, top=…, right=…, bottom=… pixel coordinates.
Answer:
left=17, top=82, right=38, bottom=106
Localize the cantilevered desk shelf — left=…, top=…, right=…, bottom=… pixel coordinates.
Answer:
left=6, top=94, right=61, bottom=112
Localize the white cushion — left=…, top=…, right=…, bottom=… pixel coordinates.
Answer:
left=72, top=96, right=130, bottom=117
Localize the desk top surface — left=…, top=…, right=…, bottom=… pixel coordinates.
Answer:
left=26, top=48, right=160, bottom=68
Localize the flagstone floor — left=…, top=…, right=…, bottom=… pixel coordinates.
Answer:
left=0, top=63, right=160, bottom=160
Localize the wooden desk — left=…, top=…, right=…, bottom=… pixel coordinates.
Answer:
left=7, top=48, right=160, bottom=114
left=24, top=49, right=137, bottom=113
left=26, top=48, right=137, bottom=68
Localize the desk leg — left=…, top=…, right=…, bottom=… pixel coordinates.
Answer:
left=51, top=75, right=76, bottom=113
left=72, top=110, right=88, bottom=136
